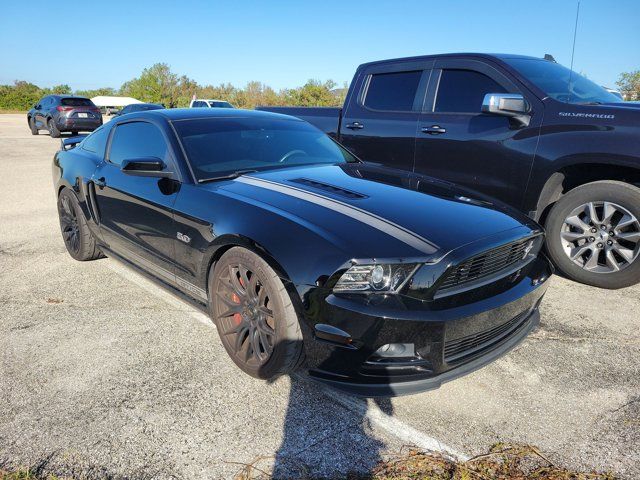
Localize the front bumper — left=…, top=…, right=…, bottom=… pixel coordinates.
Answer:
left=299, top=255, right=552, bottom=397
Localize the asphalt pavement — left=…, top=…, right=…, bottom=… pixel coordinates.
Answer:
left=1, top=114, right=638, bottom=479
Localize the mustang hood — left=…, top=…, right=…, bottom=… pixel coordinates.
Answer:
left=218, top=163, right=540, bottom=260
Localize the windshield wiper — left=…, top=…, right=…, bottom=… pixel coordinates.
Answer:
left=198, top=169, right=258, bottom=183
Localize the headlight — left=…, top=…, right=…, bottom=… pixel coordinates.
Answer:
left=333, top=264, right=418, bottom=293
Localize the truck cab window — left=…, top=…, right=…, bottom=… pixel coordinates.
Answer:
left=364, top=70, right=422, bottom=111
left=435, top=69, right=506, bottom=113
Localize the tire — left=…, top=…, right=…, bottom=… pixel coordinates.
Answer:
left=48, top=118, right=61, bottom=138
left=57, top=189, right=104, bottom=261
left=545, top=180, right=640, bottom=289
left=29, top=117, right=38, bottom=135
left=208, top=247, right=304, bottom=379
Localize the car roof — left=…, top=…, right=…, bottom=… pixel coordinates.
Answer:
left=138, top=107, right=303, bottom=122
left=359, top=52, right=544, bottom=68
left=194, top=99, right=230, bottom=102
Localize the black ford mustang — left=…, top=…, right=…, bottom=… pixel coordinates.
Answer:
left=52, top=109, right=552, bottom=396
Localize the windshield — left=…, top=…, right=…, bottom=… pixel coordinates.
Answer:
left=209, top=101, right=233, bottom=108
left=172, top=116, right=358, bottom=181
left=504, top=58, right=621, bottom=104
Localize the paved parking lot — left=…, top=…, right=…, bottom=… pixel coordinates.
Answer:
left=0, top=113, right=638, bottom=479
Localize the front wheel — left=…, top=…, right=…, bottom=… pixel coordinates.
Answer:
left=208, top=247, right=304, bottom=379
left=57, top=189, right=103, bottom=261
left=545, top=181, right=640, bottom=289
left=29, top=117, right=38, bottom=135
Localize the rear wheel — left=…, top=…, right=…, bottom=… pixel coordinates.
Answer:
left=208, top=247, right=304, bottom=379
left=57, top=189, right=103, bottom=261
left=48, top=118, right=61, bottom=138
left=545, top=181, right=640, bottom=288
left=29, top=117, right=38, bottom=135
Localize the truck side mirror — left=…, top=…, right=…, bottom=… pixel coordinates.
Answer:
left=482, top=93, right=531, bottom=127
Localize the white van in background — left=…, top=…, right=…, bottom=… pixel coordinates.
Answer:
left=189, top=99, right=235, bottom=108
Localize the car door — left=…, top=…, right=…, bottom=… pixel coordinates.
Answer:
left=91, top=119, right=180, bottom=283
left=338, top=60, right=433, bottom=171
left=414, top=58, right=542, bottom=209
left=34, top=97, right=48, bottom=128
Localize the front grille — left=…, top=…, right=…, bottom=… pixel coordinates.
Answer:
left=444, top=309, right=529, bottom=363
left=437, top=237, right=537, bottom=295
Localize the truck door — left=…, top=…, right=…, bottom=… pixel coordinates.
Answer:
left=414, top=58, right=542, bottom=209
left=339, top=60, right=433, bottom=172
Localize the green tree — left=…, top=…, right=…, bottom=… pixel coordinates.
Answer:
left=75, top=87, right=117, bottom=98
left=120, top=63, right=194, bottom=107
left=0, top=81, right=43, bottom=110
left=616, top=70, right=640, bottom=100
left=284, top=79, right=341, bottom=107
left=48, top=84, right=72, bottom=95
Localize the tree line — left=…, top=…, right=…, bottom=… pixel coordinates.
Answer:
left=1, top=62, right=638, bottom=112
left=0, top=63, right=347, bottom=111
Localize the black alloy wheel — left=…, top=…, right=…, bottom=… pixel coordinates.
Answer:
left=57, top=189, right=103, bottom=261
left=59, top=193, right=81, bottom=255
left=209, top=247, right=304, bottom=379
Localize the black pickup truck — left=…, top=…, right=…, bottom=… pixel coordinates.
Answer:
left=259, top=54, right=640, bottom=289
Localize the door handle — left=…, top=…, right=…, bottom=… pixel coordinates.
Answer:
left=421, top=125, right=447, bottom=135
left=345, top=122, right=364, bottom=130
left=93, top=177, right=106, bottom=188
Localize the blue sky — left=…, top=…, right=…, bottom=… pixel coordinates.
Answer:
left=1, top=0, right=638, bottom=91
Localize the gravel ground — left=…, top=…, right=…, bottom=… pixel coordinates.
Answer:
left=0, top=113, right=638, bottom=479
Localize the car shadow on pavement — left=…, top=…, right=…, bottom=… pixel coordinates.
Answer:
left=266, top=339, right=394, bottom=479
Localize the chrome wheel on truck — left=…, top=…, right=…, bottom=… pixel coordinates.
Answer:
left=561, top=201, right=640, bottom=273
left=546, top=180, right=640, bottom=289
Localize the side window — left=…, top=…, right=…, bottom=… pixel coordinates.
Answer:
left=108, top=122, right=168, bottom=166
left=363, top=70, right=422, bottom=111
left=435, top=69, right=507, bottom=113
left=81, top=126, right=110, bottom=155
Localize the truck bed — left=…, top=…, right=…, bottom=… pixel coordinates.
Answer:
left=256, top=106, right=342, bottom=139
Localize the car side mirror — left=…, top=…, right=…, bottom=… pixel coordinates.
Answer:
left=121, top=157, right=172, bottom=178
left=481, top=93, right=531, bottom=127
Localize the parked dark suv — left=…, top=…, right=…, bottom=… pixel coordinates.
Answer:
left=28, top=95, right=102, bottom=138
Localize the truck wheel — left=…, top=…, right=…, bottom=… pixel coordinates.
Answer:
left=57, top=189, right=104, bottom=261
left=545, top=181, right=640, bottom=289
left=208, top=247, right=304, bottom=379
left=48, top=118, right=61, bottom=138
left=29, top=117, right=38, bottom=135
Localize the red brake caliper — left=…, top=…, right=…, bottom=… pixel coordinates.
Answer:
left=232, top=276, right=244, bottom=325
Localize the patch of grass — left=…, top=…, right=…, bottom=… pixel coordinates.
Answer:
left=368, top=443, right=616, bottom=480
left=0, top=469, right=64, bottom=480
left=0, top=110, right=27, bottom=114
left=233, top=443, right=616, bottom=479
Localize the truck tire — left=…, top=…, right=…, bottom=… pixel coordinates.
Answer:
left=208, top=247, right=305, bottom=379
left=545, top=181, right=640, bottom=289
